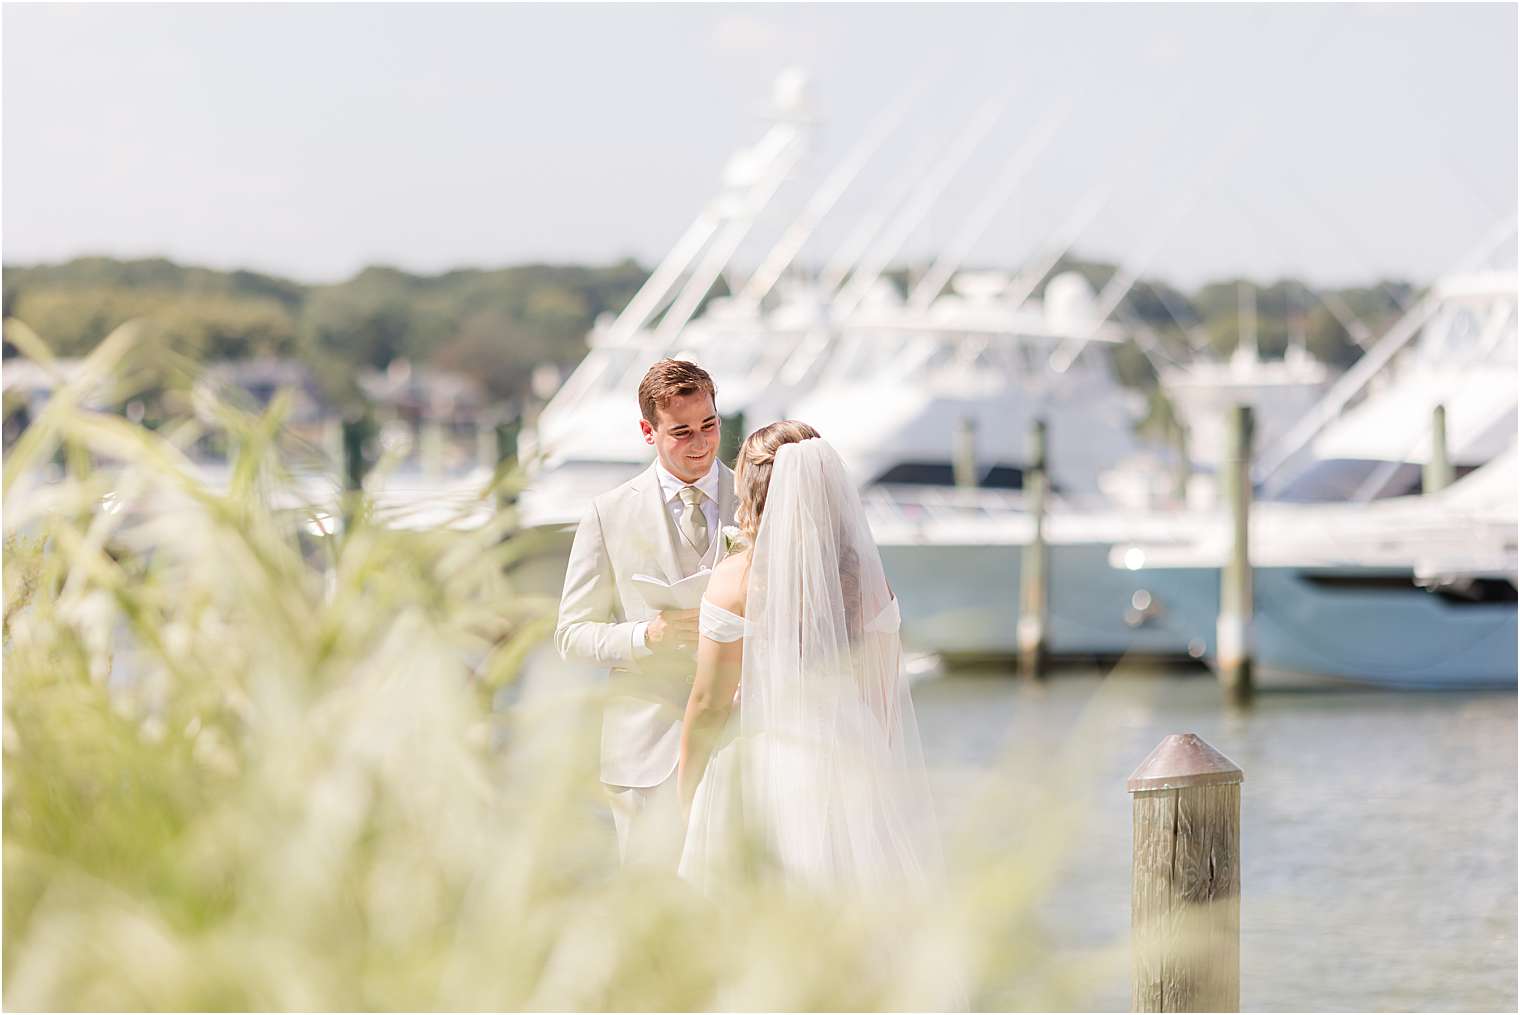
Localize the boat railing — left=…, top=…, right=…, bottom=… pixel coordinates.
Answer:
left=1256, top=219, right=1517, bottom=489
left=862, top=483, right=1029, bottom=528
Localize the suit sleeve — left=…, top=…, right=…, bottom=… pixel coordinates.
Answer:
left=555, top=500, right=642, bottom=666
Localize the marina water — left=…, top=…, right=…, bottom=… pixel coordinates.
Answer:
left=914, top=667, right=1517, bottom=1012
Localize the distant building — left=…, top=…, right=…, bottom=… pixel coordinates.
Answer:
left=4, top=354, right=509, bottom=471
left=197, top=358, right=331, bottom=424
left=2, top=357, right=107, bottom=448
left=358, top=358, right=493, bottom=426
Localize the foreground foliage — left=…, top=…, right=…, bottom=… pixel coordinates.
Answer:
left=3, top=329, right=1118, bottom=1011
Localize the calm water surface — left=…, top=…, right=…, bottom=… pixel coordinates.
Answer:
left=912, top=667, right=1517, bottom=1013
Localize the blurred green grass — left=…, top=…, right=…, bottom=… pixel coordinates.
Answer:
left=3, top=321, right=1124, bottom=1011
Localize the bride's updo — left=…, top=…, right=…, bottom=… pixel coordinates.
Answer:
left=734, top=420, right=821, bottom=540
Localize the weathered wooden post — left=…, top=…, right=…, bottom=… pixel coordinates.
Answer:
left=1018, top=418, right=1048, bottom=678
left=1424, top=403, right=1452, bottom=494
left=1171, top=418, right=1191, bottom=506
left=1128, top=733, right=1244, bottom=1012
left=323, top=414, right=344, bottom=471
left=495, top=416, right=520, bottom=467
left=419, top=415, right=446, bottom=478
left=341, top=410, right=375, bottom=531
left=493, top=415, right=522, bottom=509
left=1218, top=405, right=1253, bottom=704
left=953, top=416, right=978, bottom=489
left=476, top=415, right=497, bottom=473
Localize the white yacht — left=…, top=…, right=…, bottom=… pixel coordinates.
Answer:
left=795, top=270, right=1143, bottom=499
left=782, top=267, right=1214, bottom=661
left=862, top=228, right=1517, bottom=669
left=1107, top=247, right=1519, bottom=688
left=1109, top=448, right=1517, bottom=688
left=1259, top=264, right=1518, bottom=502
left=517, top=68, right=1055, bottom=534
left=1160, top=340, right=1336, bottom=472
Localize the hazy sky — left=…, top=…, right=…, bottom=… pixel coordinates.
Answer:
left=4, top=3, right=1516, bottom=289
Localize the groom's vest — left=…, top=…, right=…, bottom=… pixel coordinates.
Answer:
left=554, top=461, right=737, bottom=788
left=667, top=490, right=722, bottom=576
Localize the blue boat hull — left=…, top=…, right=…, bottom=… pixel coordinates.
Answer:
left=877, top=542, right=1198, bottom=659
left=1103, top=565, right=1518, bottom=689
left=877, top=543, right=1517, bottom=687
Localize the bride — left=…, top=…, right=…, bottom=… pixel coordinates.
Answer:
left=676, top=422, right=943, bottom=894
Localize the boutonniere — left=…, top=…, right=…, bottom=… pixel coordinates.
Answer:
left=719, top=525, right=745, bottom=557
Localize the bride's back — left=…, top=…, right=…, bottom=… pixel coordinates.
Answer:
left=722, top=426, right=941, bottom=894
left=720, top=421, right=897, bottom=665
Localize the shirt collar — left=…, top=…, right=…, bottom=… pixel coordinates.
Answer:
left=654, top=458, right=720, bottom=504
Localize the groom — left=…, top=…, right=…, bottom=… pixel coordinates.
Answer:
left=554, top=358, right=737, bottom=868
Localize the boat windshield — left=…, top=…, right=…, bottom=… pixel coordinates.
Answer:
left=870, top=460, right=1032, bottom=491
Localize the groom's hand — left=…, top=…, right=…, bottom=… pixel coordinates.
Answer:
left=647, top=609, right=700, bottom=654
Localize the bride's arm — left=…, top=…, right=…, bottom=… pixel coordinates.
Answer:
left=677, top=555, right=749, bottom=818
left=678, top=632, right=742, bottom=818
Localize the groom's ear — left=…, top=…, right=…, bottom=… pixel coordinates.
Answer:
left=639, top=417, right=656, bottom=445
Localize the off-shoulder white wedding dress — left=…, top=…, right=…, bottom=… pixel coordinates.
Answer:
left=676, top=438, right=942, bottom=898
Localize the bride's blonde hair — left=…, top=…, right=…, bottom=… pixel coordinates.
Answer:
left=734, top=420, right=821, bottom=540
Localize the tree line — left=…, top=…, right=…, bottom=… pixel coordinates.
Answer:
left=3, top=253, right=1413, bottom=412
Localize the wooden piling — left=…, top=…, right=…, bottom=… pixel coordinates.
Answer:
left=953, top=416, right=978, bottom=489
left=323, top=415, right=344, bottom=471
left=495, top=416, right=520, bottom=467
left=420, top=416, right=446, bottom=478
left=341, top=415, right=370, bottom=494
left=1128, top=733, right=1244, bottom=1013
left=493, top=416, right=522, bottom=508
left=1424, top=403, right=1452, bottom=494
left=1217, top=405, right=1253, bottom=704
left=1171, top=419, right=1190, bottom=506
left=341, top=411, right=374, bottom=530
left=1018, top=418, right=1048, bottom=678
left=476, top=416, right=497, bottom=473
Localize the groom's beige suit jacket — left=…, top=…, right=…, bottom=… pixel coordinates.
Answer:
left=554, top=461, right=738, bottom=789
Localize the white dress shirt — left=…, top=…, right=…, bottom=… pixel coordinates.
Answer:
left=654, top=458, right=722, bottom=539
left=632, top=459, right=722, bottom=655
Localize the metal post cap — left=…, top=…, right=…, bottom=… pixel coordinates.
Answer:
left=1126, top=732, right=1244, bottom=793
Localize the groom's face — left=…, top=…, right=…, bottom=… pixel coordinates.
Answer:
left=642, top=392, right=719, bottom=484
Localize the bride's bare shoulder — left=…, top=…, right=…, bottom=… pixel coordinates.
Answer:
left=705, top=549, right=751, bottom=615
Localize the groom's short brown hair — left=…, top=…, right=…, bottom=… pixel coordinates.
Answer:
left=638, top=359, right=717, bottom=425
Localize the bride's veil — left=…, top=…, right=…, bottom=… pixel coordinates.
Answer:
left=740, top=437, right=943, bottom=893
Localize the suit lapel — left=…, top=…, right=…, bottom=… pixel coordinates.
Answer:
left=641, top=462, right=685, bottom=582
left=716, top=461, right=738, bottom=530
left=711, top=462, right=738, bottom=565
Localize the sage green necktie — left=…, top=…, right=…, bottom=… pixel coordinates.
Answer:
left=678, top=486, right=710, bottom=555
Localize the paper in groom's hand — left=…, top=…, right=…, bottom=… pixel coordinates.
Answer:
left=631, top=570, right=712, bottom=611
